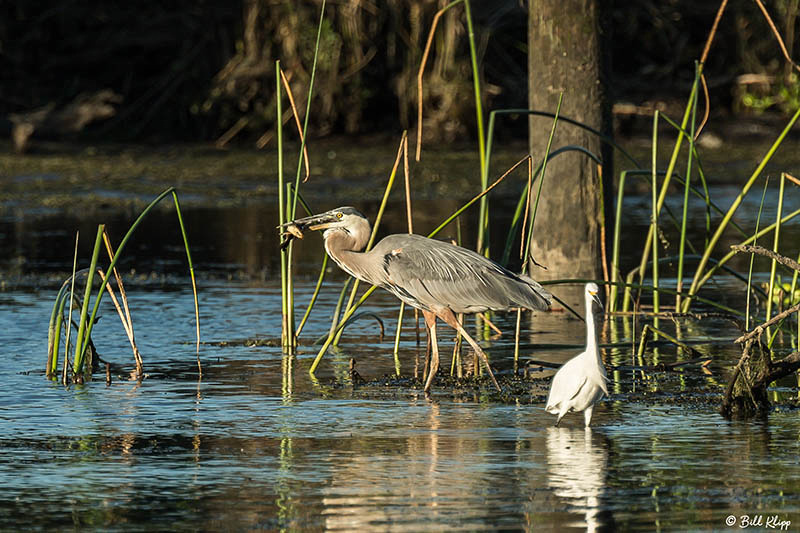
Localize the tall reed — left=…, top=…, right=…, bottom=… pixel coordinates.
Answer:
left=765, top=173, right=786, bottom=340
left=675, top=65, right=701, bottom=311
left=278, top=0, right=325, bottom=353
left=48, top=188, right=199, bottom=382
left=682, top=106, right=800, bottom=311
left=649, top=112, right=660, bottom=329
left=746, top=178, right=771, bottom=330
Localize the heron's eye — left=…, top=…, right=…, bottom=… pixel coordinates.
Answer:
left=336, top=212, right=343, bottom=219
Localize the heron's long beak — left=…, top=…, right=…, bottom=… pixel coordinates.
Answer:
left=278, top=211, right=338, bottom=232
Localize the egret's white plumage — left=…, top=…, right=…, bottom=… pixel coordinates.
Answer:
left=545, top=283, right=608, bottom=427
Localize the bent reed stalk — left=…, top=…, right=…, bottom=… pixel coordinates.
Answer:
left=48, top=188, right=199, bottom=383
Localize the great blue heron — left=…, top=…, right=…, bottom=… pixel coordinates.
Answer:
left=281, top=206, right=552, bottom=392
left=545, top=282, right=608, bottom=427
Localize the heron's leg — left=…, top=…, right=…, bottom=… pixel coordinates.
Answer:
left=423, top=311, right=439, bottom=392
left=583, top=406, right=594, bottom=428
left=438, top=309, right=501, bottom=392
left=422, top=323, right=431, bottom=381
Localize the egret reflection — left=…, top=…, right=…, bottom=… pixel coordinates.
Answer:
left=546, top=427, right=609, bottom=532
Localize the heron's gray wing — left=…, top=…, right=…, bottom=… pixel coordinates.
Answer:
left=374, top=234, right=549, bottom=313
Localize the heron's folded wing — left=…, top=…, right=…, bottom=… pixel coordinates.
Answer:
left=381, top=236, right=547, bottom=312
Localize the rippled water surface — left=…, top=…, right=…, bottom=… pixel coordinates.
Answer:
left=2, top=276, right=799, bottom=531
left=2, top=152, right=800, bottom=530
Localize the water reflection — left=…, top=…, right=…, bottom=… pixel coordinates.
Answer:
left=546, top=427, right=609, bottom=532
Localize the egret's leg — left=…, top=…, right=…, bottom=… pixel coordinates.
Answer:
left=438, top=309, right=501, bottom=392
left=583, top=405, right=594, bottom=428
left=423, top=311, right=439, bottom=392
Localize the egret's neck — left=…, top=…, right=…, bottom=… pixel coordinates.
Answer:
left=584, top=296, right=600, bottom=360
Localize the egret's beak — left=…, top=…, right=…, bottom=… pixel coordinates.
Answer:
left=589, top=289, right=604, bottom=312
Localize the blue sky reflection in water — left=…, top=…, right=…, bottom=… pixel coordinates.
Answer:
left=1, top=178, right=800, bottom=530
left=1, top=279, right=800, bottom=531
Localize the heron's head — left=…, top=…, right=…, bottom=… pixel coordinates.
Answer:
left=281, top=207, right=371, bottom=246
left=585, top=282, right=603, bottom=311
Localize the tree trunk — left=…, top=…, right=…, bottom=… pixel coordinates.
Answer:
left=528, top=0, right=612, bottom=280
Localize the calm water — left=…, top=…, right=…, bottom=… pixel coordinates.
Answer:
left=2, top=162, right=800, bottom=530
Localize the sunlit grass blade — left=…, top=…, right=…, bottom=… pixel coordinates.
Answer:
left=683, top=106, right=800, bottom=311
left=746, top=177, right=771, bottom=330
left=635, top=69, right=703, bottom=301
left=72, top=188, right=199, bottom=381
left=650, top=111, right=660, bottom=328
left=72, top=225, right=104, bottom=380
left=676, top=64, right=700, bottom=311
left=276, top=59, right=288, bottom=349
left=521, top=95, right=562, bottom=272
left=500, top=145, right=602, bottom=268
left=171, top=191, right=201, bottom=375
left=765, top=173, right=786, bottom=340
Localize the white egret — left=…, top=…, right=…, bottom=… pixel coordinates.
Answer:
left=545, top=282, right=608, bottom=427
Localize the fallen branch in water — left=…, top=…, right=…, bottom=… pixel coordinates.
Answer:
left=735, top=302, right=800, bottom=345
left=721, top=245, right=800, bottom=417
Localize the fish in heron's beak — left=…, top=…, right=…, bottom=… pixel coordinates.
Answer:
left=277, top=211, right=340, bottom=250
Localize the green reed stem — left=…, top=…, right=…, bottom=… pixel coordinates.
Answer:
left=463, top=0, right=487, bottom=257
left=616, top=166, right=749, bottom=313
left=676, top=65, right=700, bottom=311
left=276, top=60, right=289, bottom=349
left=501, top=145, right=602, bottom=268
left=296, top=253, right=328, bottom=339
left=635, top=69, right=702, bottom=300
left=522, top=94, right=562, bottom=273
left=171, top=191, right=201, bottom=364
left=76, top=188, right=198, bottom=378
left=324, top=278, right=351, bottom=343
left=694, top=206, right=800, bottom=298
left=73, top=225, right=104, bottom=377
left=290, top=0, right=324, bottom=220
left=64, top=231, right=80, bottom=375
left=650, top=112, right=660, bottom=326
left=608, top=171, right=629, bottom=313
left=429, top=156, right=530, bottom=239
left=47, top=277, right=73, bottom=378
left=683, top=106, right=800, bottom=311
left=746, top=177, right=771, bottom=330
left=311, top=285, right=378, bottom=374
left=765, top=174, right=786, bottom=339
left=284, top=0, right=324, bottom=351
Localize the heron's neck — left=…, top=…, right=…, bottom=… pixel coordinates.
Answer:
left=323, top=227, right=373, bottom=282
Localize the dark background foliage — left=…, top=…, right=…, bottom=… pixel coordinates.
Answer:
left=1, top=0, right=797, bottom=143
